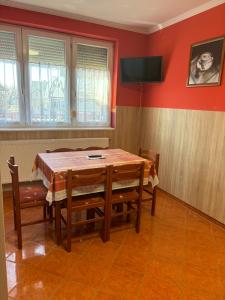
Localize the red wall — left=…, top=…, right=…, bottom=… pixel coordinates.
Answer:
left=1, top=4, right=225, bottom=111
left=143, top=3, right=225, bottom=111
left=0, top=5, right=148, bottom=107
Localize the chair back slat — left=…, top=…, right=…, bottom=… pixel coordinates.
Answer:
left=139, top=148, right=160, bottom=174
left=111, top=163, right=144, bottom=182
left=46, top=146, right=108, bottom=153
left=70, top=168, right=108, bottom=188
left=110, top=163, right=145, bottom=199
left=66, top=167, right=110, bottom=194
left=9, top=155, right=15, bottom=165
left=46, top=148, right=80, bottom=153
left=82, top=147, right=109, bottom=151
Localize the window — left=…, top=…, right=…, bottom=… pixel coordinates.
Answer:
left=26, top=33, right=70, bottom=125
left=0, top=25, right=113, bottom=128
left=73, top=38, right=113, bottom=127
left=0, top=26, right=22, bottom=125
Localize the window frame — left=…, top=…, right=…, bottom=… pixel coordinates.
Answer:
left=0, top=24, right=24, bottom=128
left=72, top=37, right=113, bottom=128
left=22, top=28, right=71, bottom=127
left=0, top=24, right=114, bottom=129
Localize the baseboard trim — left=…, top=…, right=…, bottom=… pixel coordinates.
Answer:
left=158, top=188, right=225, bottom=230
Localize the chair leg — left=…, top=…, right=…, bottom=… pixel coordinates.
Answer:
left=66, top=230, right=72, bottom=252
left=135, top=200, right=141, bottom=233
left=15, top=209, right=22, bottom=249
left=12, top=195, right=17, bottom=230
left=13, top=207, right=17, bottom=230
left=151, top=189, right=157, bottom=216
left=117, top=203, right=123, bottom=213
left=126, top=201, right=131, bottom=223
left=102, top=202, right=110, bottom=242
left=86, top=209, right=95, bottom=232
left=43, top=204, right=47, bottom=220
left=101, top=219, right=107, bottom=243
left=116, top=203, right=123, bottom=223
left=55, top=202, right=62, bottom=245
left=17, top=226, right=22, bottom=249
left=66, top=211, right=72, bottom=252
left=104, top=202, right=111, bottom=242
left=49, top=204, right=53, bottom=222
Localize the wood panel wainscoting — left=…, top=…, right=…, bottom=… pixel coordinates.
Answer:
left=140, top=107, right=225, bottom=225
left=0, top=172, right=8, bottom=300
left=2, top=104, right=224, bottom=226
left=0, top=106, right=140, bottom=155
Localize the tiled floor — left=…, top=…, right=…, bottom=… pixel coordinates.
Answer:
left=3, top=190, right=225, bottom=300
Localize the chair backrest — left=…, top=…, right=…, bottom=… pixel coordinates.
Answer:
left=82, top=147, right=109, bottom=151
left=7, top=156, right=20, bottom=207
left=46, top=148, right=81, bottom=153
left=139, top=148, right=160, bottom=174
left=46, top=146, right=108, bottom=153
left=66, top=166, right=110, bottom=205
left=111, top=163, right=145, bottom=182
left=109, top=162, right=145, bottom=199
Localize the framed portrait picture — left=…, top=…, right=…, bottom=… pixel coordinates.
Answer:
left=187, top=36, right=225, bottom=87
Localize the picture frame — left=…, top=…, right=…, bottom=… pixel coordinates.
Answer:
left=187, top=36, right=225, bottom=87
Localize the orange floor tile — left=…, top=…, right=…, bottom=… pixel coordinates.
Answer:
left=3, top=190, right=225, bottom=300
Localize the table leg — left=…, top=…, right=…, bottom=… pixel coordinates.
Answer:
left=55, top=201, right=61, bottom=245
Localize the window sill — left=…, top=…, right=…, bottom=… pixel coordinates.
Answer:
left=0, top=127, right=115, bottom=132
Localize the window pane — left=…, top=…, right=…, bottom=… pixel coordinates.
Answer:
left=75, top=44, right=110, bottom=126
left=28, top=35, right=69, bottom=124
left=0, top=31, right=20, bottom=123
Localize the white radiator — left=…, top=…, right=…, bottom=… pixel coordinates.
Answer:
left=0, top=138, right=109, bottom=184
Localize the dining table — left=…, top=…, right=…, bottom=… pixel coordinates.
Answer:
left=33, top=148, right=157, bottom=244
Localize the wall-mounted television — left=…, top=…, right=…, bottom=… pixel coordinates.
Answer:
left=120, top=56, right=163, bottom=83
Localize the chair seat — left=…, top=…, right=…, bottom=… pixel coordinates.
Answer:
left=71, top=195, right=105, bottom=210
left=111, top=189, right=139, bottom=204
left=19, top=183, right=47, bottom=207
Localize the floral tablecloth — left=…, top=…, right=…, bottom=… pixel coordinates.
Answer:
left=33, top=148, right=158, bottom=203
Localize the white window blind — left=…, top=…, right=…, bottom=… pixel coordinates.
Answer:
left=0, top=25, right=113, bottom=129
left=28, top=34, right=69, bottom=125
left=0, top=30, right=21, bottom=124
left=75, top=42, right=111, bottom=127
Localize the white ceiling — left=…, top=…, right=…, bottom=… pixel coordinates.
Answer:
left=1, top=0, right=224, bottom=33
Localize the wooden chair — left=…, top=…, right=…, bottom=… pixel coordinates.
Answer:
left=139, top=148, right=160, bottom=216
left=7, top=156, right=52, bottom=249
left=62, top=166, right=110, bottom=252
left=106, top=162, right=145, bottom=240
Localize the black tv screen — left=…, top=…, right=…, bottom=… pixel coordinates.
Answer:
left=120, top=56, right=163, bottom=83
